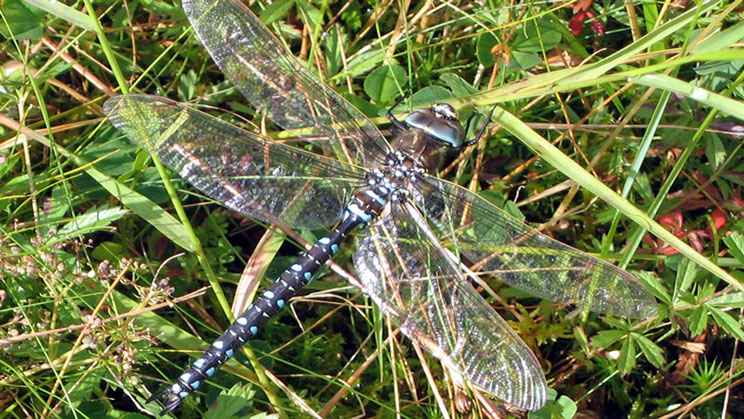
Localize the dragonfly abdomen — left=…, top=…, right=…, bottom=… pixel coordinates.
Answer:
left=149, top=189, right=387, bottom=415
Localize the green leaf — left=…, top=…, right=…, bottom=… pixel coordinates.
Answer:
left=603, top=316, right=631, bottom=330
left=618, top=335, right=637, bottom=374
left=0, top=0, right=45, bottom=41
left=709, top=306, right=744, bottom=341
left=346, top=48, right=386, bottom=77
left=476, top=32, right=499, bottom=67
left=642, top=0, right=659, bottom=33
left=697, top=281, right=716, bottom=300
left=439, top=73, right=478, bottom=97
left=91, top=241, right=125, bottom=260
left=409, top=86, right=453, bottom=107
left=723, top=233, right=744, bottom=263
left=528, top=389, right=560, bottom=419
left=635, top=271, right=669, bottom=305
left=178, top=69, right=199, bottom=102
left=689, top=304, right=708, bottom=336
left=695, top=58, right=744, bottom=77
left=675, top=257, right=697, bottom=296
left=68, top=370, right=100, bottom=406
left=692, top=19, right=744, bottom=54
left=503, top=200, right=525, bottom=222
left=204, top=383, right=258, bottom=419
left=296, top=0, right=322, bottom=32
left=259, top=0, right=295, bottom=26
left=340, top=2, right=362, bottom=31
left=323, top=25, right=343, bottom=75
left=54, top=205, right=128, bottom=242
left=364, top=64, right=407, bottom=103
left=554, top=395, right=578, bottom=419
left=632, top=172, right=655, bottom=203
left=39, top=185, right=71, bottom=235
left=512, top=21, right=562, bottom=52
left=591, top=329, right=626, bottom=347
left=23, top=0, right=96, bottom=32
left=573, top=325, right=589, bottom=353
left=139, top=0, right=180, bottom=15
left=119, top=414, right=151, bottom=419
left=634, top=333, right=665, bottom=367
left=708, top=292, right=744, bottom=308
left=510, top=51, right=542, bottom=70
left=98, top=163, right=195, bottom=251
left=342, top=92, right=379, bottom=117
left=704, top=132, right=725, bottom=169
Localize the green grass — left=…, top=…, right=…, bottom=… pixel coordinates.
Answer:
left=2, top=0, right=744, bottom=417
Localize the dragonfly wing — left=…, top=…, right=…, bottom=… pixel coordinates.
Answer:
left=183, top=0, right=391, bottom=167
left=353, top=203, right=547, bottom=410
left=413, top=175, right=657, bottom=318
left=104, top=95, right=362, bottom=229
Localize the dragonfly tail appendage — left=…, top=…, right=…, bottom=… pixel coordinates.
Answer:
left=146, top=385, right=189, bottom=416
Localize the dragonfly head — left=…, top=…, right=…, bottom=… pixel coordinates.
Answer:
left=404, top=104, right=466, bottom=148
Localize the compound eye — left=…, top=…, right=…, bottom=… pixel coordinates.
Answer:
left=429, top=119, right=465, bottom=147
left=404, top=107, right=465, bottom=148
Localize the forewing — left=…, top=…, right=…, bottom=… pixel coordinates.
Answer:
left=353, top=203, right=547, bottom=410
left=413, top=175, right=657, bottom=318
left=104, top=95, right=362, bottom=229
left=183, top=0, right=391, bottom=167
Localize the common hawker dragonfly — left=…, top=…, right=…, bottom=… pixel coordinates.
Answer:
left=104, top=0, right=657, bottom=415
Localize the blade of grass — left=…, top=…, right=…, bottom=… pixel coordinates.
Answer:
left=24, top=0, right=96, bottom=32
left=633, top=73, right=744, bottom=119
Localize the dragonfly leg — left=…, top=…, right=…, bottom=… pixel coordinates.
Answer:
left=461, top=105, right=497, bottom=147
left=386, top=90, right=414, bottom=131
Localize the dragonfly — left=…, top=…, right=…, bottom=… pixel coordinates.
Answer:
left=104, top=0, right=657, bottom=415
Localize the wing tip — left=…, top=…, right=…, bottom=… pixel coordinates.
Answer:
left=104, top=94, right=163, bottom=119
left=102, top=95, right=124, bottom=118
left=181, top=0, right=197, bottom=17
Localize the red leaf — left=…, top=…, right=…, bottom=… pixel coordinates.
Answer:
left=710, top=208, right=727, bottom=231
left=659, top=210, right=683, bottom=230
left=586, top=11, right=605, bottom=35
left=569, top=11, right=587, bottom=35
left=688, top=231, right=704, bottom=253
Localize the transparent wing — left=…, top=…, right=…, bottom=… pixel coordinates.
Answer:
left=413, top=175, right=657, bottom=318
left=353, top=203, right=547, bottom=410
left=104, top=95, right=363, bottom=229
left=183, top=0, right=391, bottom=167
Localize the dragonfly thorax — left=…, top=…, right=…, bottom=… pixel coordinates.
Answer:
left=365, top=150, right=426, bottom=203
